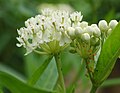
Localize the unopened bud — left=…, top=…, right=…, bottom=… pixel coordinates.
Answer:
left=93, top=26, right=101, bottom=37
left=84, top=26, right=93, bottom=35
left=79, top=21, right=88, bottom=29
left=67, top=27, right=75, bottom=38
left=91, top=24, right=98, bottom=27
left=109, top=20, right=118, bottom=29
left=75, top=27, right=84, bottom=36
left=81, top=33, right=90, bottom=42
left=98, top=20, right=108, bottom=31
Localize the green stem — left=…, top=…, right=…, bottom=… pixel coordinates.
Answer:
left=90, top=85, right=98, bottom=93
left=54, top=53, right=66, bottom=93
left=84, top=59, right=98, bottom=93
left=33, top=50, right=48, bottom=55
left=84, top=59, right=93, bottom=82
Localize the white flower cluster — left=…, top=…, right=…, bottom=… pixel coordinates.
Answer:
left=98, top=20, right=118, bottom=35
left=16, top=8, right=118, bottom=55
left=16, top=9, right=83, bottom=55
left=68, top=21, right=102, bottom=58
left=68, top=22, right=101, bottom=42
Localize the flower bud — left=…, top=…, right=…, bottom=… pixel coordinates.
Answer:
left=81, top=33, right=90, bottom=42
left=67, top=27, right=75, bottom=38
left=92, top=26, right=101, bottom=37
left=109, top=20, right=118, bottom=29
left=107, top=28, right=112, bottom=35
left=98, top=20, right=108, bottom=31
left=79, top=21, right=88, bottom=29
left=75, top=27, right=84, bottom=36
left=84, top=26, right=93, bottom=35
left=91, top=24, right=98, bottom=27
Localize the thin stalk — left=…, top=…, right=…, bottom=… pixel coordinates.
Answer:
left=84, top=59, right=98, bottom=93
left=33, top=50, right=48, bottom=55
left=90, top=85, right=98, bottom=93
left=54, top=53, right=66, bottom=93
left=84, top=59, right=93, bottom=82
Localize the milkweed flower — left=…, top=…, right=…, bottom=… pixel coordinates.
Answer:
left=109, top=20, right=118, bottom=29
left=68, top=21, right=101, bottom=59
left=98, top=20, right=109, bottom=31
left=16, top=8, right=118, bottom=59
left=98, top=20, right=118, bottom=36
left=16, top=9, right=83, bottom=55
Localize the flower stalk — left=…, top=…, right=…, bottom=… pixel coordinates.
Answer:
left=84, top=58, right=93, bottom=82
left=54, top=53, right=66, bottom=93
left=90, top=85, right=98, bottom=93
left=84, top=58, right=98, bottom=93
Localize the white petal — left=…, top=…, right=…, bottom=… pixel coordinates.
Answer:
left=16, top=43, right=22, bottom=47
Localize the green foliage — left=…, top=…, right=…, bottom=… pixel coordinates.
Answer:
left=25, top=54, right=58, bottom=91
left=0, top=0, right=120, bottom=93
left=0, top=71, right=52, bottom=93
left=93, top=23, right=120, bottom=87
left=28, top=56, right=53, bottom=85
left=0, top=63, right=26, bottom=82
left=102, top=78, right=120, bottom=87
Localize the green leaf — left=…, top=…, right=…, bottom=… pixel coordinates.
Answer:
left=0, top=71, right=52, bottom=93
left=102, top=78, right=120, bottom=87
left=28, top=55, right=53, bottom=85
left=0, top=63, right=26, bottom=82
left=25, top=54, right=58, bottom=91
left=34, top=58, right=58, bottom=90
left=0, top=85, right=3, bottom=93
left=25, top=53, right=47, bottom=78
left=93, top=22, right=120, bottom=87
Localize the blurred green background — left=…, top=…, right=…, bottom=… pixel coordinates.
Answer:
left=0, top=0, right=120, bottom=93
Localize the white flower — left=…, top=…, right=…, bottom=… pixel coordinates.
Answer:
left=91, top=24, right=98, bottom=27
left=17, top=9, right=84, bottom=55
left=25, top=17, right=37, bottom=27
left=75, top=27, right=84, bottom=36
left=84, top=26, right=93, bottom=35
left=91, top=24, right=101, bottom=37
left=41, top=8, right=53, bottom=16
left=16, top=37, right=25, bottom=47
left=98, top=20, right=108, bottom=31
left=53, top=31, right=61, bottom=41
left=79, top=21, right=88, bottom=29
left=109, top=20, right=118, bottom=29
left=59, top=32, right=71, bottom=46
left=81, top=33, right=90, bottom=42
left=70, top=11, right=83, bottom=22
left=67, top=27, right=75, bottom=38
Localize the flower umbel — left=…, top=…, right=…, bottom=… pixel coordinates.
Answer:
left=16, top=8, right=118, bottom=57
left=16, top=9, right=83, bottom=55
